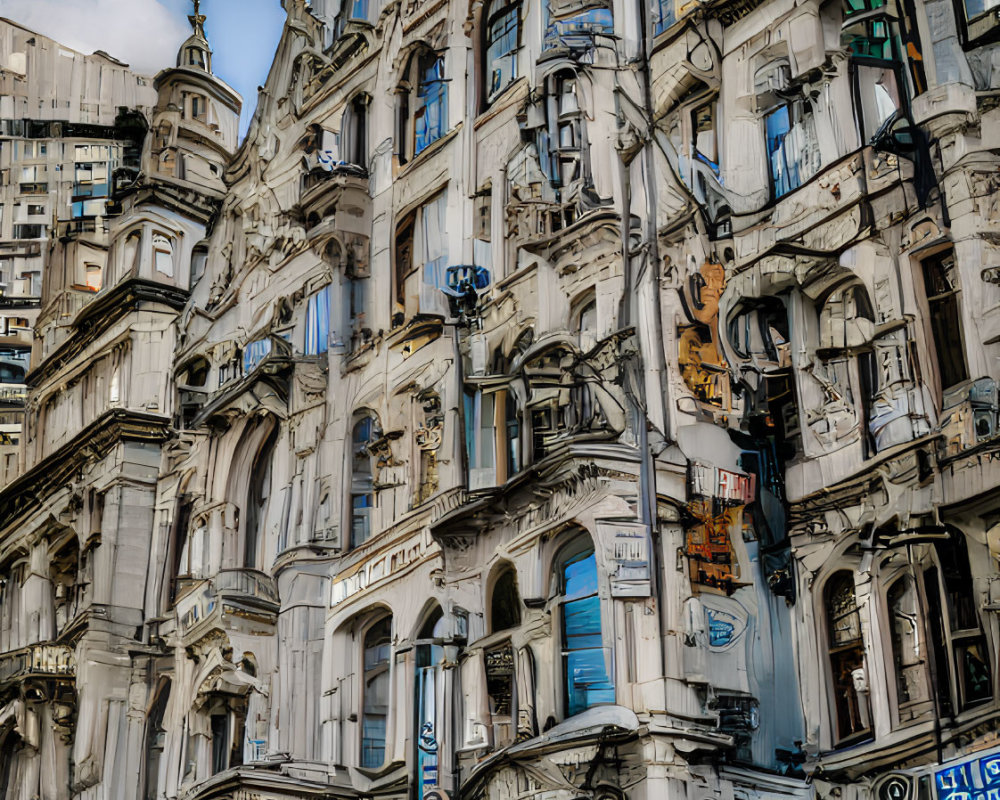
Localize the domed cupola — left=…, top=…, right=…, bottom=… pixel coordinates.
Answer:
left=177, top=0, right=212, bottom=72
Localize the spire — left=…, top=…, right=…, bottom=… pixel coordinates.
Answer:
left=177, top=0, right=212, bottom=71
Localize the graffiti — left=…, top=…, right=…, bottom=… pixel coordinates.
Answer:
left=706, top=608, right=736, bottom=647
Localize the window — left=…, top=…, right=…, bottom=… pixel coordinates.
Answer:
left=556, top=535, right=614, bottom=717
left=490, top=566, right=522, bottom=633
left=484, top=1, right=520, bottom=103
left=189, top=94, right=207, bottom=122
left=845, top=17, right=905, bottom=142
left=765, top=100, right=821, bottom=198
left=920, top=249, right=968, bottom=392
left=887, top=576, right=931, bottom=714
left=153, top=234, right=174, bottom=277
left=818, top=283, right=878, bottom=455
left=653, top=0, right=677, bottom=34
left=244, top=423, right=277, bottom=569
left=191, top=245, right=208, bottom=286
left=144, top=681, right=171, bottom=800
left=305, top=285, right=331, bottom=354
left=543, top=1, right=613, bottom=49
left=362, top=615, right=392, bottom=768
left=465, top=387, right=520, bottom=489
left=342, top=94, right=369, bottom=168
left=350, top=413, right=380, bottom=549
left=825, top=572, right=872, bottom=744
left=85, top=263, right=102, bottom=292
left=399, top=50, right=448, bottom=163
left=924, top=533, right=993, bottom=713
left=394, top=191, right=449, bottom=320
left=415, top=609, right=446, bottom=797
left=692, top=101, right=719, bottom=177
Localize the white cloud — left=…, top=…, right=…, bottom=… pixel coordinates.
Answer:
left=2, top=0, right=190, bottom=75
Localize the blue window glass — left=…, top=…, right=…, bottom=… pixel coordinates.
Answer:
left=485, top=1, right=519, bottom=101
left=765, top=105, right=795, bottom=198
left=415, top=54, right=447, bottom=155
left=350, top=0, right=368, bottom=19
left=305, top=285, right=331, bottom=354
left=243, top=338, right=272, bottom=374
left=351, top=414, right=378, bottom=549
left=653, top=0, right=676, bottom=34
left=544, top=5, right=613, bottom=48
left=559, top=540, right=614, bottom=716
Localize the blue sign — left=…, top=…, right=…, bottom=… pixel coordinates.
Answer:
left=707, top=609, right=735, bottom=647
left=936, top=751, right=1000, bottom=800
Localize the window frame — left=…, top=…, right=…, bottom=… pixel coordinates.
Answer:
left=483, top=0, right=521, bottom=106
left=398, top=49, right=449, bottom=165
left=822, top=570, right=874, bottom=747
left=349, top=412, right=380, bottom=550
left=360, top=614, right=393, bottom=769
left=551, top=533, right=615, bottom=719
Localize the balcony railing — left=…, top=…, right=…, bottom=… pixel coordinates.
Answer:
left=0, top=642, right=75, bottom=687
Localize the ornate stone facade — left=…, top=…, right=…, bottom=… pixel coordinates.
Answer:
left=1, top=1, right=1000, bottom=800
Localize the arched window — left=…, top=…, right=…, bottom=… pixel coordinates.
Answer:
left=555, top=534, right=613, bottom=717
left=152, top=233, right=174, bottom=278
left=887, top=576, right=927, bottom=711
left=490, top=566, right=521, bottom=633
left=484, top=1, right=520, bottom=103
left=415, top=608, right=446, bottom=797
left=825, top=571, right=871, bottom=743
left=245, top=423, right=278, bottom=568
left=350, top=413, right=380, bottom=549
left=926, top=532, right=993, bottom=712
left=143, top=679, right=171, bottom=800
left=398, top=49, right=448, bottom=163
left=818, top=283, right=878, bottom=454
left=342, top=94, right=369, bottom=168
left=361, top=615, right=392, bottom=768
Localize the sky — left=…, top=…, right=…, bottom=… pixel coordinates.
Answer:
left=1, top=0, right=286, bottom=138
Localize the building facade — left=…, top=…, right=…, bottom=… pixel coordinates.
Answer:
left=0, top=1, right=999, bottom=800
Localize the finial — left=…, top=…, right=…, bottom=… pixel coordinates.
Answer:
left=188, top=0, right=207, bottom=38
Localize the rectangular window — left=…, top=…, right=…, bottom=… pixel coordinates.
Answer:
left=765, top=100, right=821, bottom=198
left=395, top=191, right=449, bottom=320
left=921, top=250, right=968, bottom=391
left=305, top=285, right=331, bottom=354
left=544, top=2, right=613, bottom=48
left=414, top=55, right=448, bottom=156
left=692, top=101, right=719, bottom=176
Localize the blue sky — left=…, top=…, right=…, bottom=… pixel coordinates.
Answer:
left=2, top=0, right=285, bottom=139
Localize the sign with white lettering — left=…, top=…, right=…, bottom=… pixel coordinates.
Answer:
left=598, top=521, right=651, bottom=597
left=689, top=462, right=755, bottom=505
left=935, top=748, right=1000, bottom=800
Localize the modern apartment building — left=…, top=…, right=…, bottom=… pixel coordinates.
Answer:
left=0, top=1, right=999, bottom=800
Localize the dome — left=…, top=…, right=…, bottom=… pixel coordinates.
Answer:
left=176, top=1, right=213, bottom=72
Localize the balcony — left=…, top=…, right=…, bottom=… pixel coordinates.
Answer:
left=18, top=182, right=48, bottom=195
left=0, top=642, right=75, bottom=691
left=176, top=568, right=280, bottom=642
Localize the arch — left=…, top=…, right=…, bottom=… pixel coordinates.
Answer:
left=489, top=562, right=522, bottom=634
left=224, top=413, right=280, bottom=569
